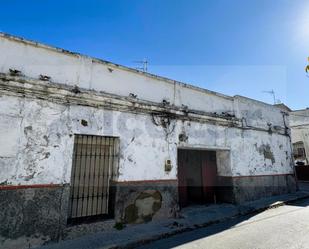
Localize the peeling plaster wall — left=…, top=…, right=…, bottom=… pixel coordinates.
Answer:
left=0, top=33, right=297, bottom=248
left=230, top=129, right=293, bottom=176
left=234, top=96, right=286, bottom=129
left=0, top=93, right=293, bottom=186
left=0, top=33, right=294, bottom=189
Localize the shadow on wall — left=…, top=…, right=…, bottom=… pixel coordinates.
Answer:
left=295, top=166, right=309, bottom=181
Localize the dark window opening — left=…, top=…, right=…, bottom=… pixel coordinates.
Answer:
left=293, top=141, right=306, bottom=161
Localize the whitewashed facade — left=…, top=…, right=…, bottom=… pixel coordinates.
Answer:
left=0, top=33, right=297, bottom=248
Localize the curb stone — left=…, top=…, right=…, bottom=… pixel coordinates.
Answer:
left=101, top=192, right=309, bottom=249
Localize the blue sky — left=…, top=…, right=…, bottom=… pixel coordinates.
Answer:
left=1, top=0, right=309, bottom=109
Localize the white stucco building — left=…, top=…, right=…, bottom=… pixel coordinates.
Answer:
left=0, top=33, right=297, bottom=248
left=289, top=109, right=309, bottom=165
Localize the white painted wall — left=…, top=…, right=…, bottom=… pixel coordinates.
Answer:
left=289, top=109, right=309, bottom=163
left=0, top=33, right=233, bottom=114
left=0, top=94, right=293, bottom=186
left=0, top=33, right=293, bottom=186
left=0, top=34, right=287, bottom=129
left=234, top=96, right=287, bottom=128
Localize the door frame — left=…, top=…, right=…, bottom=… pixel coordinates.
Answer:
left=177, top=147, right=221, bottom=207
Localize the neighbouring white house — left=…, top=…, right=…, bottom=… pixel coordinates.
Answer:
left=289, top=108, right=309, bottom=165
left=0, top=33, right=297, bottom=248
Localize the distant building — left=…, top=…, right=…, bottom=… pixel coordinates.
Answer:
left=274, top=103, right=292, bottom=113
left=289, top=109, right=309, bottom=165
left=0, top=33, right=297, bottom=248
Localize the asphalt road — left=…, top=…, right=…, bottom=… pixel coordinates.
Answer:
left=136, top=197, right=309, bottom=249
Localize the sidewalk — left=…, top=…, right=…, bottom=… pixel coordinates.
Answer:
left=37, top=190, right=309, bottom=249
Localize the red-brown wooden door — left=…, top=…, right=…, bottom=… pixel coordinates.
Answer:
left=201, top=151, right=217, bottom=203
left=178, top=150, right=218, bottom=207
left=178, top=149, right=188, bottom=207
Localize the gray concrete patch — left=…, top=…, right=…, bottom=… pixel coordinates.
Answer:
left=0, top=185, right=70, bottom=249
left=232, top=174, right=297, bottom=203
left=114, top=181, right=178, bottom=224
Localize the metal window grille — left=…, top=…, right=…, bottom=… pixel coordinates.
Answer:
left=293, top=142, right=306, bottom=158
left=68, top=135, right=119, bottom=224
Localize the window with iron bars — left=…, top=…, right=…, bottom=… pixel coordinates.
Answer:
left=68, top=135, right=119, bottom=224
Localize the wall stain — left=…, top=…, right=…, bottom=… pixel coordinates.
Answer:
left=256, top=144, right=275, bottom=164
left=124, top=190, right=162, bottom=224
left=24, top=126, right=33, bottom=135
left=80, top=119, right=88, bottom=127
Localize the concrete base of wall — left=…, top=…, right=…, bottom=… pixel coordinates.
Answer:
left=0, top=185, right=70, bottom=249
left=0, top=175, right=297, bottom=248
left=215, top=174, right=297, bottom=204
left=113, top=180, right=178, bottom=224
left=232, top=174, right=297, bottom=203
left=0, top=180, right=179, bottom=248
left=216, top=176, right=235, bottom=203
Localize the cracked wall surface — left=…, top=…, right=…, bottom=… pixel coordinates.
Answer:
left=0, top=33, right=297, bottom=248
left=0, top=94, right=295, bottom=186
left=0, top=88, right=296, bottom=247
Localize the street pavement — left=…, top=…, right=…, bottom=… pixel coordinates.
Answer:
left=136, top=197, right=309, bottom=249
left=36, top=183, right=309, bottom=249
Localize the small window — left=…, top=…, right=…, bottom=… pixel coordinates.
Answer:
left=293, top=141, right=306, bottom=159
